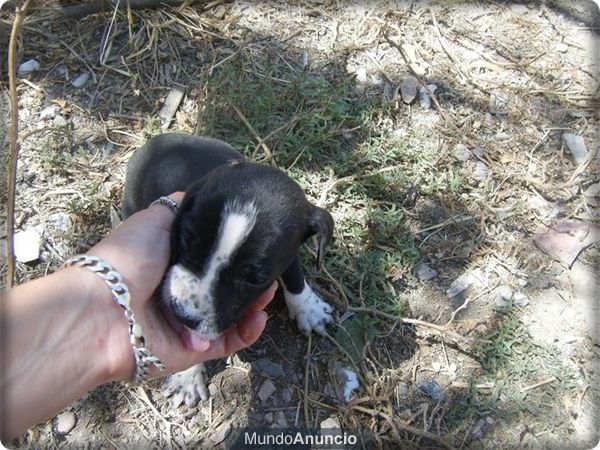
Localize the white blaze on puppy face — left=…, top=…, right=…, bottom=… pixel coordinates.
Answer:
left=163, top=200, right=258, bottom=337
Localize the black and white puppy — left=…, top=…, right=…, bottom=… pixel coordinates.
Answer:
left=122, top=133, right=334, bottom=406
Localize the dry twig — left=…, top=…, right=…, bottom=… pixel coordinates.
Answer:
left=6, top=0, right=33, bottom=288
left=348, top=306, right=473, bottom=347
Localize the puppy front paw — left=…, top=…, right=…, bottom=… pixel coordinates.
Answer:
left=284, top=282, right=333, bottom=336
left=161, top=363, right=209, bottom=407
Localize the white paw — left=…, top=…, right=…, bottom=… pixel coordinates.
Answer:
left=284, top=282, right=333, bottom=336
left=161, top=363, right=209, bottom=407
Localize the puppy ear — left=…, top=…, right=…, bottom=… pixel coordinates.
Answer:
left=307, top=206, right=334, bottom=270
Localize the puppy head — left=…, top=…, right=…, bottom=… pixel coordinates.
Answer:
left=162, top=163, right=333, bottom=340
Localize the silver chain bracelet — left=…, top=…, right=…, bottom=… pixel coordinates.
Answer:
left=62, top=255, right=165, bottom=384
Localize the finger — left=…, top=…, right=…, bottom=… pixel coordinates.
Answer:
left=247, top=282, right=278, bottom=312
left=145, top=191, right=185, bottom=229
left=200, top=310, right=268, bottom=360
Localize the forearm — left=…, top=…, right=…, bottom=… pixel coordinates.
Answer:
left=0, top=267, right=130, bottom=440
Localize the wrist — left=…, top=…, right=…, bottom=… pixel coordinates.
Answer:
left=67, top=264, right=135, bottom=383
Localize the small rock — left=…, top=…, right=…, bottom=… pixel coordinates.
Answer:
left=513, top=292, right=529, bottom=306
left=562, top=133, right=588, bottom=164
left=275, top=411, right=288, bottom=427
left=415, top=262, right=437, bottom=281
left=453, top=143, right=471, bottom=162
left=208, top=383, right=219, bottom=397
left=18, top=59, right=40, bottom=77
left=71, top=72, right=90, bottom=88
left=40, top=105, right=60, bottom=120
left=340, top=368, right=359, bottom=402
left=493, top=295, right=512, bottom=312
left=418, top=379, right=444, bottom=401
left=354, top=67, right=368, bottom=84
left=556, top=42, right=569, bottom=53
left=282, top=387, right=292, bottom=403
left=257, top=379, right=276, bottom=402
left=400, top=76, right=419, bottom=104
left=584, top=183, right=600, bottom=198
left=489, top=92, right=508, bottom=114
left=53, top=115, right=68, bottom=128
left=472, top=161, right=490, bottom=181
left=497, top=285, right=513, bottom=301
left=264, top=412, right=274, bottom=424
left=14, top=229, right=41, bottom=263
left=419, top=83, right=438, bottom=109
left=446, top=271, right=476, bottom=298
left=510, top=4, right=529, bottom=15
left=252, top=358, right=285, bottom=379
left=321, top=417, right=341, bottom=429
left=54, top=411, right=76, bottom=435
left=473, top=147, right=485, bottom=158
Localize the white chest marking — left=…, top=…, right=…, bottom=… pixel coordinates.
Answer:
left=200, top=200, right=257, bottom=290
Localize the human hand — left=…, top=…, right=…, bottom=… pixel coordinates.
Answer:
left=86, top=193, right=276, bottom=381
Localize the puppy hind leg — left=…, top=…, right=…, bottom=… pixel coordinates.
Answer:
left=281, top=257, right=333, bottom=336
left=161, top=363, right=210, bottom=407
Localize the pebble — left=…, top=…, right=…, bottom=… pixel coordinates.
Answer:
left=489, top=92, right=508, bottom=114
left=556, top=42, right=569, bottom=53
left=415, top=262, right=438, bottom=281
left=513, top=292, right=530, bottom=306
left=264, top=412, right=274, bottom=423
left=71, top=72, right=90, bottom=88
left=584, top=183, right=600, bottom=198
left=53, top=115, right=68, bottom=128
left=40, top=105, right=60, bottom=120
left=510, top=4, right=529, bottom=15
left=340, top=368, right=359, bottom=402
left=54, top=411, right=76, bottom=435
left=275, top=411, right=288, bottom=427
left=282, top=387, right=293, bottom=403
left=453, top=143, right=471, bottom=162
left=497, top=284, right=513, bottom=301
left=562, top=133, right=588, bottom=164
left=257, top=379, right=276, bottom=402
left=493, top=295, right=512, bottom=312
left=320, top=417, right=341, bottom=429
left=18, top=59, right=40, bottom=77
left=419, top=83, right=438, bottom=109
left=14, top=229, right=41, bottom=263
left=400, top=76, right=419, bottom=104
left=418, top=379, right=444, bottom=401
left=446, top=271, right=477, bottom=298
left=472, top=161, right=490, bottom=181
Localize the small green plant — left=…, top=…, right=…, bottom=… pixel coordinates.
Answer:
left=446, top=312, right=580, bottom=441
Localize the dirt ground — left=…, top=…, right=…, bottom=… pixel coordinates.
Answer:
left=1, top=1, right=599, bottom=449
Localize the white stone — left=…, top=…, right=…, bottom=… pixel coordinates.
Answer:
left=71, top=72, right=90, bottom=88
left=415, top=262, right=437, bottom=281
left=18, top=59, right=40, bottom=77
left=257, top=379, right=276, bottom=402
left=55, top=411, right=76, bottom=435
left=562, top=133, right=588, bottom=164
left=13, top=229, right=41, bottom=263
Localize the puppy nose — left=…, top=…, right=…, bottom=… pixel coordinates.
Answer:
left=173, top=309, right=201, bottom=329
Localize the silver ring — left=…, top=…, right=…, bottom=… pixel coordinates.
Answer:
left=151, top=196, right=179, bottom=214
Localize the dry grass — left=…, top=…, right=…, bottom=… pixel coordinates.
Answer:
left=2, top=1, right=599, bottom=448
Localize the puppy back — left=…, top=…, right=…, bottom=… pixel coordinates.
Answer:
left=122, top=133, right=244, bottom=217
